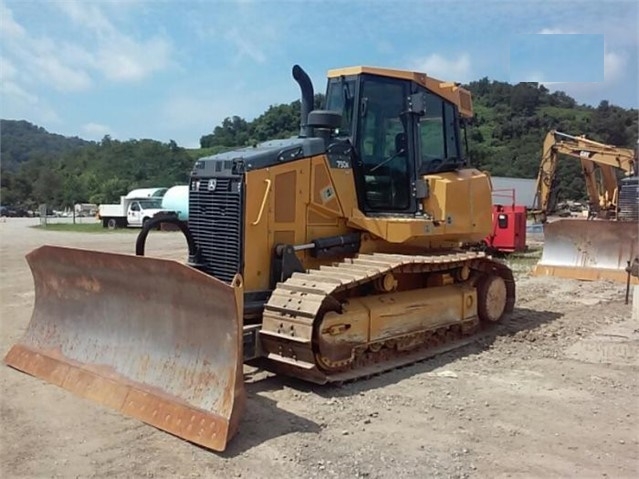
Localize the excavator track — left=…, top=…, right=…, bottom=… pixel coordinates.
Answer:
left=259, top=251, right=515, bottom=384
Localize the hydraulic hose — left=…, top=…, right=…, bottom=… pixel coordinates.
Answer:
left=135, top=213, right=197, bottom=257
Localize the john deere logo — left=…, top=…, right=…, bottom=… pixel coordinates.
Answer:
left=207, top=179, right=217, bottom=191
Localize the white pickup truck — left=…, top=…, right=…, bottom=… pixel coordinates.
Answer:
left=98, top=188, right=171, bottom=229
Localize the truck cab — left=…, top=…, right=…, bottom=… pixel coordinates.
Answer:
left=98, top=187, right=170, bottom=229
left=126, top=198, right=165, bottom=227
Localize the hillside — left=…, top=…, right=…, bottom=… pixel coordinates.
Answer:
left=463, top=79, right=637, bottom=200
left=0, top=123, right=195, bottom=208
left=0, top=120, right=91, bottom=171
left=0, top=82, right=636, bottom=210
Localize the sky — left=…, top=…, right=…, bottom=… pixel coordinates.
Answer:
left=0, top=0, right=637, bottom=148
left=510, top=33, right=604, bottom=83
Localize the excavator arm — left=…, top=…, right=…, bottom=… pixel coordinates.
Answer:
left=532, top=130, right=636, bottom=221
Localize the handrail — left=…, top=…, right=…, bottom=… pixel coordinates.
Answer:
left=252, top=179, right=271, bottom=226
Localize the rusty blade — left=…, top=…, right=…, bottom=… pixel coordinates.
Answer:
left=3, top=245, right=245, bottom=452
left=533, top=219, right=639, bottom=284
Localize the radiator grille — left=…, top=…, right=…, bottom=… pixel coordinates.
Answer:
left=618, top=177, right=639, bottom=221
left=189, top=177, right=243, bottom=283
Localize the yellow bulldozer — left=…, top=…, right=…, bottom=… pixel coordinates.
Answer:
left=531, top=130, right=639, bottom=284
left=5, top=65, right=516, bottom=452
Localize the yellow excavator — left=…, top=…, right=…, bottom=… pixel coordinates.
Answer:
left=531, top=130, right=638, bottom=283
left=4, top=65, right=515, bottom=452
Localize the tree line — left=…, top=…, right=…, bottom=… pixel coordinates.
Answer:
left=464, top=79, right=637, bottom=201
left=1, top=81, right=636, bottom=211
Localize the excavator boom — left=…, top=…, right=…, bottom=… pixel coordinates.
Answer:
left=533, top=130, right=636, bottom=218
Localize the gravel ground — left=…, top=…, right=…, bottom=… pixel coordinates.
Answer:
left=1, top=218, right=637, bottom=478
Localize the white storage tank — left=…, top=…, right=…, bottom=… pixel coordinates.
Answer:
left=161, top=185, right=189, bottom=221
left=126, top=187, right=167, bottom=199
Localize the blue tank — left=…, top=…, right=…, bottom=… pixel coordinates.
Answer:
left=161, top=185, right=189, bottom=221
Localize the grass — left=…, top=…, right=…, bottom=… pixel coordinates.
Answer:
left=503, top=246, right=543, bottom=273
left=30, top=222, right=138, bottom=233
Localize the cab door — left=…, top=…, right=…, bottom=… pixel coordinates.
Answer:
left=354, top=75, right=416, bottom=214
left=128, top=201, right=142, bottom=226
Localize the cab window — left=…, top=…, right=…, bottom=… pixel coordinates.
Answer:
left=444, top=102, right=460, bottom=160
left=418, top=91, right=461, bottom=174
left=325, top=77, right=357, bottom=136
left=418, top=93, right=445, bottom=173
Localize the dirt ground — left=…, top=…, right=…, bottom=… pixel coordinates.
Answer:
left=1, top=218, right=637, bottom=478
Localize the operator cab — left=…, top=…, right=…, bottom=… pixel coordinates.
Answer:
left=322, top=67, right=469, bottom=216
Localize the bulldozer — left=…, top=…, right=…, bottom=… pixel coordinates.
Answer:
left=531, top=130, right=639, bottom=284
left=4, top=64, right=516, bottom=452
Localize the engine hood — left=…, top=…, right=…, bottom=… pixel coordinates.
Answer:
left=141, top=208, right=172, bottom=217
left=191, top=137, right=326, bottom=178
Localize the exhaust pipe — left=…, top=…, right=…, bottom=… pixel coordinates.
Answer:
left=292, top=64, right=314, bottom=138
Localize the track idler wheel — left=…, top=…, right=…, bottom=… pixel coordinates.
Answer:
left=477, top=274, right=508, bottom=322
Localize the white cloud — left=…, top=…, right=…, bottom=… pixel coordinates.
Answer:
left=522, top=71, right=549, bottom=83
left=0, top=56, right=17, bottom=82
left=82, top=122, right=112, bottom=139
left=56, top=1, right=115, bottom=36
left=538, top=28, right=579, bottom=35
left=0, top=53, right=59, bottom=123
left=0, top=0, right=25, bottom=39
left=603, top=49, right=625, bottom=83
left=0, top=0, right=173, bottom=97
left=0, top=0, right=175, bottom=138
left=1, top=80, right=37, bottom=105
left=54, top=1, right=173, bottom=83
left=54, top=1, right=172, bottom=81
left=95, top=35, right=172, bottom=82
left=34, top=54, right=93, bottom=92
left=0, top=77, right=60, bottom=125
left=410, top=53, right=472, bottom=82
left=224, top=27, right=267, bottom=64
left=2, top=27, right=94, bottom=92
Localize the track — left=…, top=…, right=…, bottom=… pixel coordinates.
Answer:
left=259, top=251, right=515, bottom=384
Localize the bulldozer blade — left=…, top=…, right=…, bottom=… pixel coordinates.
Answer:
left=533, top=219, right=639, bottom=284
left=3, top=245, right=245, bottom=452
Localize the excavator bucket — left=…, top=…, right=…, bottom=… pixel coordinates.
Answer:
left=3, top=245, right=245, bottom=452
left=533, top=219, right=639, bottom=284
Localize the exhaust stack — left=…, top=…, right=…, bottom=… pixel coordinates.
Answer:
left=292, top=64, right=314, bottom=138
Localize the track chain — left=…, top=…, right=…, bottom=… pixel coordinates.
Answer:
left=259, top=250, right=515, bottom=383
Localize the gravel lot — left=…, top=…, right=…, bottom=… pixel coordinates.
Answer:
left=1, top=218, right=637, bottom=478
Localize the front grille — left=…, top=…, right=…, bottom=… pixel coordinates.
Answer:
left=189, top=176, right=243, bottom=283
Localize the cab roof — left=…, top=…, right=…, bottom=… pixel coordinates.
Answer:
left=327, top=65, right=473, bottom=118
